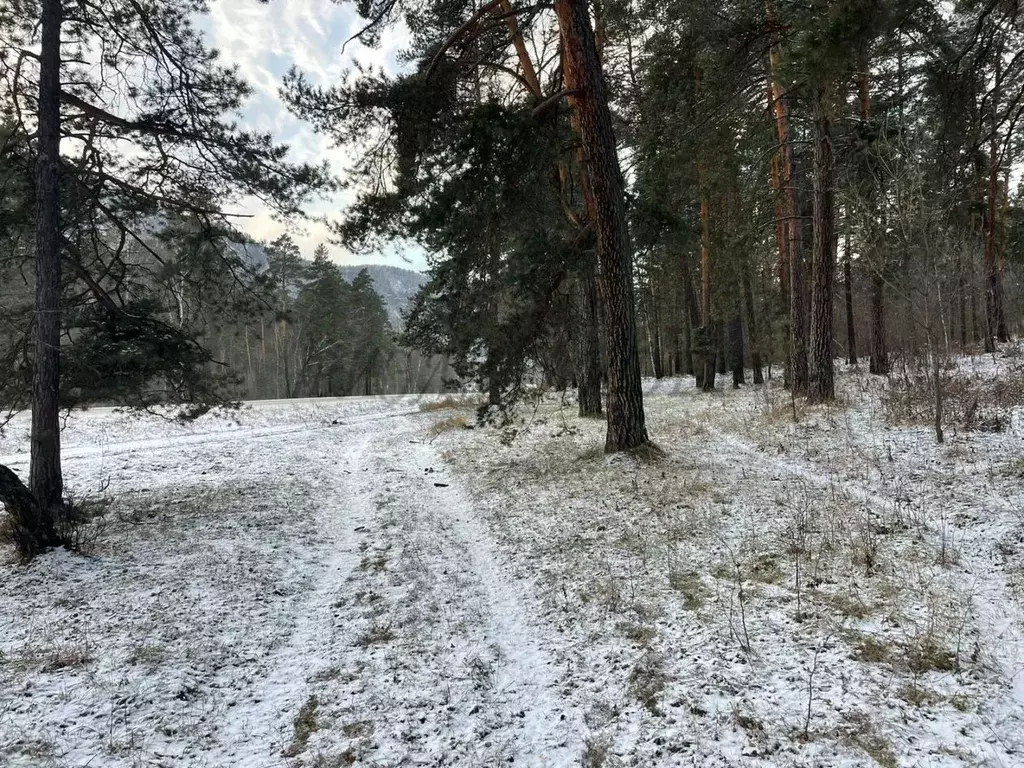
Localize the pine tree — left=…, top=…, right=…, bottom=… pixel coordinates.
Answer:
left=554, top=0, right=648, bottom=451
left=0, top=0, right=331, bottom=556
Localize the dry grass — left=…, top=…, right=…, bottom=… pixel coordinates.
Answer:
left=668, top=571, right=704, bottom=610
left=885, top=363, right=1024, bottom=431
left=428, top=415, right=469, bottom=436
left=284, top=695, right=320, bottom=757
left=419, top=396, right=472, bottom=412
left=41, top=644, right=94, bottom=672
left=354, top=623, right=395, bottom=647
left=581, top=735, right=620, bottom=768
left=842, top=712, right=898, bottom=767
left=628, top=649, right=667, bottom=715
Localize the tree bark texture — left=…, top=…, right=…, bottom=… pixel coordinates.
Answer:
left=556, top=0, right=648, bottom=452
left=577, top=258, right=603, bottom=417
left=809, top=84, right=836, bottom=401
left=741, top=262, right=764, bottom=384
left=768, top=29, right=807, bottom=394
left=843, top=227, right=857, bottom=365
left=729, top=314, right=745, bottom=388
left=31, top=0, right=65, bottom=525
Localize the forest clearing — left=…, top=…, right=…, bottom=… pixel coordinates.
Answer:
left=3, top=351, right=1024, bottom=767
left=3, top=0, right=1024, bottom=766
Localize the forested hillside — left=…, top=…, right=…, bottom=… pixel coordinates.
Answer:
left=339, top=264, right=426, bottom=327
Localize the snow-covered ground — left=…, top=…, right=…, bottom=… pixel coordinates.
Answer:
left=2, top=357, right=1024, bottom=767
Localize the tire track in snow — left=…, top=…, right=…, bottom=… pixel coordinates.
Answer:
left=399, top=433, right=583, bottom=765
left=0, top=407, right=421, bottom=467
left=202, top=426, right=377, bottom=767
left=301, top=417, right=583, bottom=766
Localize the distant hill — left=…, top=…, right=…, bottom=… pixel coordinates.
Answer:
left=226, top=240, right=270, bottom=272
left=340, top=264, right=425, bottom=328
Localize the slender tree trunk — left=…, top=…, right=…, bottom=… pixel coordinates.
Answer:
left=488, top=374, right=501, bottom=407
left=679, top=253, right=700, bottom=380
left=698, top=191, right=716, bottom=392
left=578, top=258, right=603, bottom=416
left=809, top=83, right=836, bottom=401
left=741, top=261, right=764, bottom=384
left=984, top=122, right=1008, bottom=348
left=999, top=166, right=1012, bottom=340
left=869, top=271, right=887, bottom=373
left=281, top=321, right=292, bottom=397
left=933, top=332, right=943, bottom=444
left=556, top=0, right=648, bottom=452
left=30, top=0, right=64, bottom=537
left=969, top=240, right=981, bottom=345
left=843, top=225, right=857, bottom=365
left=957, top=248, right=967, bottom=350
left=769, top=147, right=791, bottom=388
left=768, top=26, right=806, bottom=393
left=982, top=48, right=1008, bottom=349
left=861, top=60, right=888, bottom=376
left=498, top=0, right=542, bottom=98
left=729, top=314, right=744, bottom=388
left=649, top=284, right=664, bottom=379
left=790, top=205, right=810, bottom=393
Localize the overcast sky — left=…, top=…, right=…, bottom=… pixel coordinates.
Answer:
left=202, top=1, right=424, bottom=270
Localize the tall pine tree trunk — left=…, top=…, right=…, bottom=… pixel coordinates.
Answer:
left=859, top=63, right=888, bottom=376
left=843, top=226, right=857, bottom=365
left=983, top=50, right=1008, bottom=350
left=649, top=284, right=664, bottom=379
left=30, top=0, right=65, bottom=537
left=769, top=146, right=791, bottom=388
left=790, top=192, right=810, bottom=393
left=679, top=253, right=701, bottom=381
left=556, top=0, right=648, bottom=452
left=809, top=84, right=836, bottom=401
left=957, top=248, right=968, bottom=350
left=729, top=314, right=745, bottom=389
left=869, top=271, right=887, bottom=374
left=842, top=258, right=856, bottom=366
left=969, top=240, right=981, bottom=345
left=698, top=192, right=716, bottom=391
left=984, top=136, right=1008, bottom=349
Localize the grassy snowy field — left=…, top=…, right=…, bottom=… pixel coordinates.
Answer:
left=2, top=354, right=1024, bottom=767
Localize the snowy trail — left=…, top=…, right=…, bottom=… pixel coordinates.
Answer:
left=204, top=414, right=583, bottom=765
left=0, top=402, right=584, bottom=768
left=397, top=434, right=582, bottom=764
left=0, top=406, right=420, bottom=467
left=291, top=421, right=584, bottom=765
left=204, top=426, right=378, bottom=767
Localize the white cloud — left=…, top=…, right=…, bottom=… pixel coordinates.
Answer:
left=202, top=0, right=421, bottom=269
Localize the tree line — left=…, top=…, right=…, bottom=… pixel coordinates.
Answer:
left=286, top=0, right=1021, bottom=438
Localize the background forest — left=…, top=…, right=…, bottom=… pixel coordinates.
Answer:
left=284, top=0, right=1024, bottom=412
left=0, top=214, right=438, bottom=411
